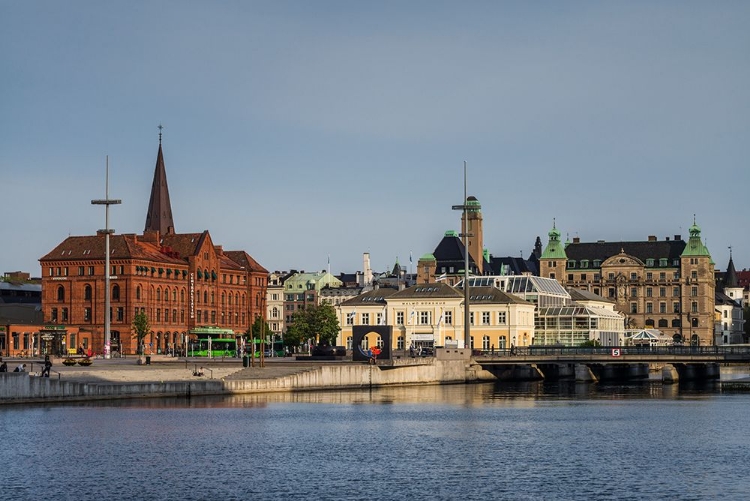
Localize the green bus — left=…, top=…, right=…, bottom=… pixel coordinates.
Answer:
left=244, top=338, right=285, bottom=358
left=189, top=338, right=238, bottom=357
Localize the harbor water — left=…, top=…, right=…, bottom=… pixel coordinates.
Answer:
left=2, top=380, right=749, bottom=500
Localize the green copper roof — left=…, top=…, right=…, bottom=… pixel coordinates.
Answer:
left=419, top=253, right=436, bottom=261
left=541, top=222, right=567, bottom=259
left=465, top=196, right=481, bottom=212
left=444, top=230, right=458, bottom=237
left=680, top=218, right=711, bottom=257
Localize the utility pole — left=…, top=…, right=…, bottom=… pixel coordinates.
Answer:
left=451, top=161, right=471, bottom=350
left=92, top=156, right=121, bottom=359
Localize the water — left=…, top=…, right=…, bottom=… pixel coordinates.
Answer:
left=2, top=381, right=749, bottom=500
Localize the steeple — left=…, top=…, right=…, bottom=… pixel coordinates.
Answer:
left=541, top=219, right=567, bottom=259
left=144, top=125, right=175, bottom=235
left=723, top=247, right=739, bottom=289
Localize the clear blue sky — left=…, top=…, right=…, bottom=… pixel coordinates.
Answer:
left=2, top=1, right=749, bottom=277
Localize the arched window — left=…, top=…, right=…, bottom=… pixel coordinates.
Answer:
left=84, top=285, right=92, bottom=301
left=203, top=291, right=208, bottom=304
left=236, top=293, right=240, bottom=306
left=136, top=286, right=141, bottom=300
left=164, top=287, right=170, bottom=302
left=156, top=288, right=161, bottom=301
left=180, top=289, right=185, bottom=303
left=221, top=292, right=226, bottom=305
left=112, top=284, right=120, bottom=301
left=57, top=285, right=65, bottom=301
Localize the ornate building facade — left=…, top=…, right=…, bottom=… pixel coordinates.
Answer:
left=39, top=135, right=267, bottom=355
left=539, top=220, right=715, bottom=346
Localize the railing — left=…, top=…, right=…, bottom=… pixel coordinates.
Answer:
left=475, top=345, right=750, bottom=358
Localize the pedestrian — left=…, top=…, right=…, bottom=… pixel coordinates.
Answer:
left=510, top=344, right=515, bottom=356
left=42, top=355, right=52, bottom=377
left=491, top=344, right=495, bottom=354
left=14, top=363, right=27, bottom=372
left=0, top=358, right=7, bottom=372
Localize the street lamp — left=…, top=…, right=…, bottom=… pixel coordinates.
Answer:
left=451, top=161, right=471, bottom=351
left=92, top=156, right=121, bottom=359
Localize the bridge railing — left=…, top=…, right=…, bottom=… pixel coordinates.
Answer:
left=476, top=345, right=750, bottom=358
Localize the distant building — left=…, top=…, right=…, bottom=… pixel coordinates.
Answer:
left=38, top=134, right=267, bottom=356
left=714, top=252, right=745, bottom=345
left=539, top=219, right=715, bottom=346
left=283, top=271, right=342, bottom=325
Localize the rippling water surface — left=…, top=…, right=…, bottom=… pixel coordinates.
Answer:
left=2, top=381, right=749, bottom=500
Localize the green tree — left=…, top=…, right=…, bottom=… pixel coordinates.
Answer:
left=250, top=316, right=272, bottom=341
left=131, top=311, right=151, bottom=361
left=580, top=339, right=601, bottom=347
left=285, top=303, right=340, bottom=349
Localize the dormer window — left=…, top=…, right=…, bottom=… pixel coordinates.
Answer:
left=580, top=260, right=589, bottom=269
left=593, top=260, right=601, bottom=268
left=659, top=258, right=668, bottom=267
left=567, top=260, right=576, bottom=269
left=646, top=259, right=655, bottom=267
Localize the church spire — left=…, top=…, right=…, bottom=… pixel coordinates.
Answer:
left=144, top=125, right=175, bottom=235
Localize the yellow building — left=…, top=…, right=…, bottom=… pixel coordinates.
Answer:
left=336, top=283, right=535, bottom=353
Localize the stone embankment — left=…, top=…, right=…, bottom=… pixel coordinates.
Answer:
left=0, top=350, right=475, bottom=404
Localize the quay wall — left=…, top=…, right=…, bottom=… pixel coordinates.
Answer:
left=0, top=359, right=473, bottom=404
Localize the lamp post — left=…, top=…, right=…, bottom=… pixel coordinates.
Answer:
left=92, top=156, right=121, bottom=359
left=451, top=161, right=471, bottom=351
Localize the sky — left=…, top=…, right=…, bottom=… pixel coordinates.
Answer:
left=1, top=1, right=749, bottom=277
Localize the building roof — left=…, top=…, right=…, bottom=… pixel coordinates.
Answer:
left=564, top=239, right=686, bottom=263
left=223, top=250, right=268, bottom=274
left=144, top=140, right=175, bottom=235
left=39, top=233, right=186, bottom=265
left=466, top=286, right=532, bottom=305
left=0, top=303, right=44, bottom=324
left=722, top=256, right=739, bottom=289
left=389, top=282, right=464, bottom=300
left=341, top=287, right=399, bottom=306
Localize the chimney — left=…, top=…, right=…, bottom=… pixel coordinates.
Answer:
left=674, top=234, right=681, bottom=241
left=573, top=237, right=580, bottom=244
left=648, top=235, right=657, bottom=242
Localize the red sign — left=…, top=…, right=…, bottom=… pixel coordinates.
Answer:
left=611, top=348, right=621, bottom=357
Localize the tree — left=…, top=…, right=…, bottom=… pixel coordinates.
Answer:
left=285, top=303, right=340, bottom=349
left=250, top=316, right=272, bottom=341
left=131, top=311, right=150, bottom=361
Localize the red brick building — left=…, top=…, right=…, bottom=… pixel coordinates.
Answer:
left=38, top=135, right=267, bottom=355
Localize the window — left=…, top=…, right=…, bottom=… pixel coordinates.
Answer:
left=88, top=266, right=95, bottom=276
left=51, top=308, right=58, bottom=322
left=691, top=302, right=698, bottom=313
left=646, top=303, right=653, bottom=313
left=659, top=272, right=666, bottom=280
left=567, top=260, right=576, bottom=269
left=691, top=271, right=698, bottom=280
left=444, top=311, right=452, bottom=325
left=608, top=273, right=615, bottom=280
left=630, top=303, right=637, bottom=314
left=630, top=273, right=637, bottom=280
left=376, top=313, right=383, bottom=325
left=420, top=311, right=431, bottom=325
left=482, top=336, right=490, bottom=350
left=117, top=307, right=124, bottom=322
left=673, top=287, right=679, bottom=297
left=646, top=259, right=654, bottom=267
left=691, top=287, right=698, bottom=297
left=396, top=311, right=404, bottom=325
left=659, top=287, right=666, bottom=297
left=646, top=288, right=653, bottom=297
left=57, top=286, right=65, bottom=301
left=673, top=302, right=680, bottom=313
left=469, top=312, right=474, bottom=325
left=646, top=272, right=653, bottom=280
left=78, top=266, right=84, bottom=276
left=84, top=285, right=92, bottom=301
left=568, top=274, right=574, bottom=281
left=482, top=312, right=490, bottom=325
left=581, top=274, right=587, bottom=281
left=112, top=285, right=120, bottom=301
left=608, top=288, right=615, bottom=298
left=498, top=312, right=506, bottom=325
left=630, top=288, right=637, bottom=298
left=362, top=313, right=370, bottom=325
left=659, top=303, right=666, bottom=314
left=84, top=307, right=91, bottom=321
left=346, top=313, right=354, bottom=325
left=61, top=308, right=68, bottom=322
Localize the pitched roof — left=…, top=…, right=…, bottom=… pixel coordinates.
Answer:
left=224, top=250, right=269, bottom=274
left=159, top=232, right=206, bottom=259
left=341, top=287, right=399, bottom=306
left=564, top=239, right=686, bottom=263
left=0, top=303, right=44, bottom=324
left=144, top=141, right=175, bottom=235
left=39, top=234, right=184, bottom=265
left=567, top=288, right=614, bottom=304
left=723, top=257, right=739, bottom=289
left=389, top=283, right=464, bottom=300
left=467, top=286, right=532, bottom=305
